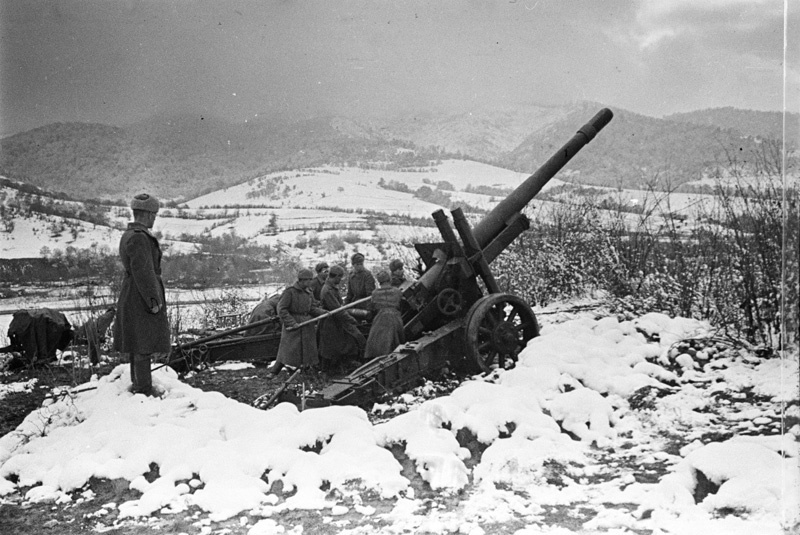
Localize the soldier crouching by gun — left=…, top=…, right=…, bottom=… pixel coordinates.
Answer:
left=245, top=292, right=282, bottom=336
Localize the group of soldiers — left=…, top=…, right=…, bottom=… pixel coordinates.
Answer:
left=111, top=191, right=411, bottom=395
left=251, top=253, right=408, bottom=377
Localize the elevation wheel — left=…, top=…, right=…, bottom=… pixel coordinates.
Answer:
left=464, top=293, right=539, bottom=374
left=436, top=288, right=463, bottom=316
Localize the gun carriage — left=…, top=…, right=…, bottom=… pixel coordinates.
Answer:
left=168, top=108, right=614, bottom=408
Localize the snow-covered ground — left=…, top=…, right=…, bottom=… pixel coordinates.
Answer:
left=0, top=309, right=797, bottom=534
left=183, top=161, right=539, bottom=212
left=0, top=160, right=725, bottom=262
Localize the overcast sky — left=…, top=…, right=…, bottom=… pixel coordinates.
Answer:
left=1, top=0, right=797, bottom=136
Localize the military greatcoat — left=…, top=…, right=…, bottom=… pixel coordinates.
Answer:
left=364, top=285, right=405, bottom=360
left=275, top=283, right=325, bottom=368
left=345, top=267, right=376, bottom=304
left=310, top=275, right=326, bottom=301
left=318, top=281, right=365, bottom=361
left=245, top=293, right=282, bottom=336
left=113, top=222, right=170, bottom=355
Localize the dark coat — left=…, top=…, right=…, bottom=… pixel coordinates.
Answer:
left=276, top=283, right=325, bottom=368
left=7, top=308, right=73, bottom=364
left=113, top=223, right=170, bottom=355
left=318, top=282, right=365, bottom=361
left=310, top=275, right=326, bottom=301
left=364, top=286, right=405, bottom=360
left=346, top=267, right=376, bottom=305
left=245, top=293, right=282, bottom=335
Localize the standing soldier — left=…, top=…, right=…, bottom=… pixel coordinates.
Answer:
left=310, top=261, right=329, bottom=301
left=113, top=193, right=170, bottom=396
left=364, top=270, right=405, bottom=360
left=318, top=265, right=366, bottom=372
left=267, top=269, right=326, bottom=377
left=345, top=253, right=375, bottom=319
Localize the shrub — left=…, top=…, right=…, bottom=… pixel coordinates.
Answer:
left=492, top=178, right=797, bottom=348
left=324, top=234, right=346, bottom=253
left=342, top=232, right=361, bottom=244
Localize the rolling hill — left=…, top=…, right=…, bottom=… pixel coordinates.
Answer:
left=0, top=103, right=793, bottom=203
left=666, top=107, right=799, bottom=142
left=500, top=103, right=776, bottom=188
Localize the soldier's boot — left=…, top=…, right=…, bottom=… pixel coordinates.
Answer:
left=131, top=354, right=153, bottom=395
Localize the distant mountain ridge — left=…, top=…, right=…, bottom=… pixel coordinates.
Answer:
left=0, top=103, right=792, bottom=202
left=665, top=107, right=799, bottom=142
left=498, top=103, right=789, bottom=187
left=0, top=114, right=446, bottom=202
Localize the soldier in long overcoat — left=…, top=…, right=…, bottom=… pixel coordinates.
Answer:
left=364, top=271, right=405, bottom=360
left=113, top=193, right=170, bottom=395
left=345, top=253, right=375, bottom=316
left=267, top=269, right=326, bottom=376
left=318, top=265, right=366, bottom=371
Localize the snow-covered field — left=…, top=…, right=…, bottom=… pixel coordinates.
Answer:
left=0, top=308, right=797, bottom=534
left=1, top=160, right=730, bottom=264
left=183, top=161, right=538, bottom=212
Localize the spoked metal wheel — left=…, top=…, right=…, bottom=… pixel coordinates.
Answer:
left=464, top=293, right=539, bottom=374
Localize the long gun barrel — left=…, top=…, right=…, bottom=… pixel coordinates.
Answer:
left=174, top=315, right=279, bottom=350
left=472, top=107, right=613, bottom=249
left=290, top=109, right=616, bottom=408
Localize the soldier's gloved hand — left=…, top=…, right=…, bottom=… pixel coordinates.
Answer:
left=149, top=300, right=161, bottom=314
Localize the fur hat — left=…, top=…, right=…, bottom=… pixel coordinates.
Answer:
left=130, top=193, right=160, bottom=213
left=389, top=259, right=404, bottom=272
left=298, top=268, right=314, bottom=280
left=315, top=261, right=329, bottom=273
left=329, top=265, right=346, bottom=277
left=376, top=270, right=391, bottom=284
left=351, top=252, right=365, bottom=265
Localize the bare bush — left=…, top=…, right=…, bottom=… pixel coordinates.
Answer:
left=493, top=173, right=797, bottom=349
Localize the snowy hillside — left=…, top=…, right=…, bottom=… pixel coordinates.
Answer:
left=0, top=160, right=559, bottom=260
left=184, top=160, right=538, bottom=211
left=1, top=158, right=724, bottom=262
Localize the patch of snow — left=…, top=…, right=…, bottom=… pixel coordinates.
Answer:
left=0, top=312, right=796, bottom=534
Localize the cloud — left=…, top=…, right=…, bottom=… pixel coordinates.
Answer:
left=0, top=0, right=795, bottom=136
left=633, top=0, right=785, bottom=54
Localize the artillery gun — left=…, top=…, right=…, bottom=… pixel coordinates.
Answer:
left=167, top=108, right=613, bottom=407
left=296, top=107, right=615, bottom=408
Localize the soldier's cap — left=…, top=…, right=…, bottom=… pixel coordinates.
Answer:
left=329, top=265, right=346, bottom=277
left=376, top=270, right=391, bottom=284
left=351, top=252, right=365, bottom=264
left=315, top=261, right=329, bottom=273
left=298, top=268, right=314, bottom=280
left=130, top=193, right=160, bottom=213
left=389, top=259, right=404, bottom=271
